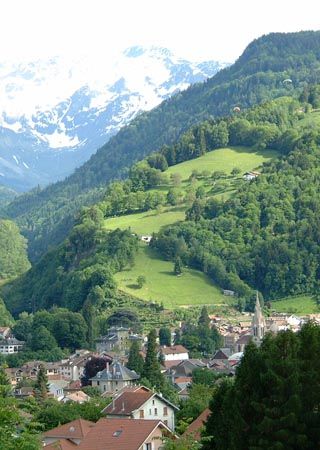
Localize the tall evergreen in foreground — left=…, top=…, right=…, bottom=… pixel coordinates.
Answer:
left=202, top=323, right=320, bottom=449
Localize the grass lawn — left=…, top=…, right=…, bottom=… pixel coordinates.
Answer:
left=104, top=146, right=279, bottom=236
left=104, top=207, right=185, bottom=235
left=115, top=244, right=228, bottom=309
left=166, top=146, right=278, bottom=181
left=271, top=295, right=319, bottom=315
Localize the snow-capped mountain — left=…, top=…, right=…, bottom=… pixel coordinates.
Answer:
left=0, top=47, right=228, bottom=191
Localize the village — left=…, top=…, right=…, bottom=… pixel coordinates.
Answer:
left=1, top=296, right=319, bottom=449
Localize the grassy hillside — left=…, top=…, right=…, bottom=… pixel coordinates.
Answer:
left=105, top=146, right=278, bottom=236
left=166, top=146, right=278, bottom=180
left=271, top=295, right=319, bottom=315
left=115, top=244, right=228, bottom=308
left=105, top=207, right=185, bottom=235
left=109, top=145, right=279, bottom=308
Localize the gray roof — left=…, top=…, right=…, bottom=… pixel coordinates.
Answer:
left=90, top=361, right=139, bottom=382
left=0, top=338, right=25, bottom=345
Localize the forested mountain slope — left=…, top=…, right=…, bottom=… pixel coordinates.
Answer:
left=3, top=91, right=320, bottom=315
left=3, top=30, right=320, bottom=261
left=0, top=219, right=30, bottom=280
left=0, top=186, right=17, bottom=208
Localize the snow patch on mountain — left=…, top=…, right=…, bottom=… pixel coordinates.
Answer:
left=0, top=46, right=229, bottom=191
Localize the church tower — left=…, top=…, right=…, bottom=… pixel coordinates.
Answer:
left=252, top=292, right=266, bottom=346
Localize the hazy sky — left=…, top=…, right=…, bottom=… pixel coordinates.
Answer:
left=0, top=0, right=319, bottom=63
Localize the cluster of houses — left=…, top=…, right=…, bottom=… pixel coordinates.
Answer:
left=208, top=295, right=312, bottom=372
left=37, top=345, right=212, bottom=449
left=2, top=302, right=319, bottom=449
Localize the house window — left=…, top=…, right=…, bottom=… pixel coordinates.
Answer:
left=139, top=410, right=144, bottom=418
left=145, top=443, right=152, bottom=450
left=149, top=409, right=152, bottom=415
left=97, top=381, right=100, bottom=386
left=152, top=399, right=155, bottom=405
left=154, top=408, right=158, bottom=415
left=163, top=407, right=168, bottom=416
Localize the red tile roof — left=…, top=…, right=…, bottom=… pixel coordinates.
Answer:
left=162, top=360, right=183, bottom=369
left=161, top=345, right=188, bottom=355
left=183, top=408, right=211, bottom=441
left=174, top=377, right=192, bottom=384
left=67, top=380, right=82, bottom=390
left=44, top=439, right=77, bottom=449
left=43, top=419, right=95, bottom=440
left=102, top=390, right=154, bottom=415
left=77, top=418, right=169, bottom=450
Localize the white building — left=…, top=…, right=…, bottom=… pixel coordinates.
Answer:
left=59, top=352, right=99, bottom=381
left=102, top=385, right=178, bottom=430
left=48, top=380, right=69, bottom=401
left=161, top=345, right=189, bottom=361
left=0, top=338, right=25, bottom=355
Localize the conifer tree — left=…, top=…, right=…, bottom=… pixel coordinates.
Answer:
left=82, top=299, right=96, bottom=349
left=127, top=340, right=144, bottom=375
left=159, top=327, right=171, bottom=346
left=198, top=306, right=210, bottom=328
left=34, top=364, right=49, bottom=399
left=202, top=330, right=313, bottom=450
left=0, top=365, right=11, bottom=397
left=174, top=257, right=183, bottom=275
left=142, top=329, right=164, bottom=389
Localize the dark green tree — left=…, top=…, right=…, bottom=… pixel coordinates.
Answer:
left=202, top=330, right=313, bottom=450
left=142, top=329, right=164, bottom=390
left=174, top=257, right=183, bottom=276
left=159, top=327, right=171, bottom=346
left=30, top=326, right=58, bottom=352
left=127, top=340, right=144, bottom=375
left=198, top=306, right=210, bottom=328
left=167, top=188, right=181, bottom=206
left=231, top=167, right=241, bottom=176
left=136, top=275, right=146, bottom=289
left=0, top=366, right=11, bottom=398
left=34, top=364, right=49, bottom=399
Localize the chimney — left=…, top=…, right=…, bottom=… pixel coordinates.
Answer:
left=121, top=401, right=125, bottom=412
left=112, top=398, right=115, bottom=410
left=106, top=362, right=109, bottom=373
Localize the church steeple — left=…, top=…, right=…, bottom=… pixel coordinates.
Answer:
left=252, top=292, right=266, bottom=345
